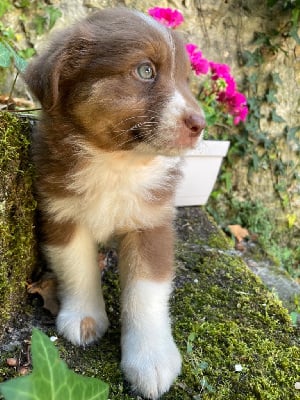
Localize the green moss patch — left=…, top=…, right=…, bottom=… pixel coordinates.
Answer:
left=0, top=188, right=299, bottom=398
left=37, top=209, right=299, bottom=399
left=0, top=111, right=37, bottom=336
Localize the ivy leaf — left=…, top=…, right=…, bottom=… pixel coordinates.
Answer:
left=13, top=51, right=27, bottom=73
left=271, top=72, right=282, bottom=85
left=286, top=126, right=300, bottom=142
left=270, top=109, right=285, bottom=123
left=266, top=89, right=278, bottom=104
left=290, top=311, right=298, bottom=327
left=0, top=329, right=109, bottom=400
left=0, top=41, right=27, bottom=72
left=45, top=6, right=62, bottom=30
left=290, top=9, right=300, bottom=44
left=0, top=42, right=12, bottom=68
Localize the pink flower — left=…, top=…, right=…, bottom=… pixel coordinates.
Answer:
left=210, top=62, right=231, bottom=80
left=224, top=75, right=236, bottom=97
left=223, top=92, right=248, bottom=124
left=148, top=7, right=249, bottom=126
left=185, top=43, right=209, bottom=75
left=185, top=43, right=198, bottom=57
left=148, top=7, right=184, bottom=28
left=233, top=106, right=248, bottom=124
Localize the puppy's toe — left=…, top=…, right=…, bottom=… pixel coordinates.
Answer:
left=57, top=311, right=109, bottom=346
left=80, top=316, right=98, bottom=344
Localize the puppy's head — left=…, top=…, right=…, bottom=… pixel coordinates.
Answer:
left=25, top=8, right=205, bottom=156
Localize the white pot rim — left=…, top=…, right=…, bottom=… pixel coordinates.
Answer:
left=185, top=140, right=230, bottom=157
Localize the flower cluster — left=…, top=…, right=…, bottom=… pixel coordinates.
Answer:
left=148, top=7, right=248, bottom=127
left=185, top=44, right=209, bottom=75
left=148, top=7, right=184, bottom=28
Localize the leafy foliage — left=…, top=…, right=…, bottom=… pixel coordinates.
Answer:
left=0, top=329, right=109, bottom=400
left=0, top=41, right=27, bottom=73
left=0, top=0, right=62, bottom=99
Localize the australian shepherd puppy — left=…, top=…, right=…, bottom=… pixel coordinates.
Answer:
left=25, top=7, right=205, bottom=399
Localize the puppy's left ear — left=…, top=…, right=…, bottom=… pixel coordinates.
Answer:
left=24, top=35, right=94, bottom=111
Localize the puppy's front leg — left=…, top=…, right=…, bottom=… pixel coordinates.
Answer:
left=119, top=224, right=181, bottom=400
left=43, top=222, right=109, bottom=346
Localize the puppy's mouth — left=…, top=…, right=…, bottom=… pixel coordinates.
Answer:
left=128, top=124, right=203, bottom=156
left=112, top=111, right=205, bottom=156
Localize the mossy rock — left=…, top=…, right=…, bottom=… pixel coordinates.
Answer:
left=0, top=186, right=299, bottom=397
left=54, top=208, right=299, bottom=399
left=0, top=111, right=37, bottom=337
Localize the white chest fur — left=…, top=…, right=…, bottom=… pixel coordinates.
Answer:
left=46, top=147, right=181, bottom=243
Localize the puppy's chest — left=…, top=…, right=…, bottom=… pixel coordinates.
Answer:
left=64, top=153, right=181, bottom=241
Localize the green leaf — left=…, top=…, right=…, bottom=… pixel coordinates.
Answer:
left=0, top=41, right=28, bottom=72
left=0, top=42, right=12, bottom=68
left=270, top=109, right=285, bottom=123
left=33, top=15, right=47, bottom=36
left=13, top=51, right=28, bottom=73
left=0, top=329, right=109, bottom=400
left=290, top=311, right=298, bottom=327
left=0, top=0, right=11, bottom=18
left=286, top=126, right=300, bottom=141
left=45, top=6, right=62, bottom=30
left=271, top=72, right=282, bottom=85
left=199, top=361, right=209, bottom=371
left=266, top=89, right=278, bottom=104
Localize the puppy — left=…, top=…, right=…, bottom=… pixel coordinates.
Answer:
left=24, top=8, right=205, bottom=399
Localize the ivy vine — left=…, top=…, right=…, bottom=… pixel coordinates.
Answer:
left=207, top=0, right=300, bottom=277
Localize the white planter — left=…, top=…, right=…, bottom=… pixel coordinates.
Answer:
left=175, top=140, right=230, bottom=207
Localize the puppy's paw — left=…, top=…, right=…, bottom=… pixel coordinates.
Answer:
left=57, top=310, right=109, bottom=346
left=121, top=335, right=181, bottom=399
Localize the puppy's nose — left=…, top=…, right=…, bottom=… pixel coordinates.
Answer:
left=184, top=114, right=206, bottom=137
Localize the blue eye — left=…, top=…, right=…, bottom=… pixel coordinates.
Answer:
left=136, top=63, right=156, bottom=80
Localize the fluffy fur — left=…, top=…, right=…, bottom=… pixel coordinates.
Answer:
left=24, top=8, right=205, bottom=399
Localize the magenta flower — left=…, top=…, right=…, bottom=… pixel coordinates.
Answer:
left=186, top=43, right=209, bottom=75
left=148, top=6, right=249, bottom=126
left=148, top=7, right=184, bottom=28
left=219, top=91, right=248, bottom=125
left=210, top=62, right=231, bottom=80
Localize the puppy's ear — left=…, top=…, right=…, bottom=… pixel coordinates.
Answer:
left=24, top=36, right=93, bottom=111
left=23, top=49, right=63, bottom=111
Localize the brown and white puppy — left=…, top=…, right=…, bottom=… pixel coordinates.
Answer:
left=24, top=8, right=205, bottom=399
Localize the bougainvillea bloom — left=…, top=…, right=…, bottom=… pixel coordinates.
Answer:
left=186, top=43, right=209, bottom=75
left=148, top=7, right=184, bottom=28
left=209, top=62, right=231, bottom=80
left=148, top=7, right=249, bottom=126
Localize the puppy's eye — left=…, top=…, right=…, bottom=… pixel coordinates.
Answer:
left=136, top=63, right=156, bottom=81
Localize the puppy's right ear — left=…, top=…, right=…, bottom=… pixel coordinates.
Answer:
left=24, top=31, right=94, bottom=112
left=23, top=44, right=65, bottom=112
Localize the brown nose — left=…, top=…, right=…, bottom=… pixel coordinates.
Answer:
left=184, top=114, right=206, bottom=137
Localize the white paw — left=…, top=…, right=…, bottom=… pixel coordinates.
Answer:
left=57, top=309, right=109, bottom=346
left=121, top=334, right=181, bottom=399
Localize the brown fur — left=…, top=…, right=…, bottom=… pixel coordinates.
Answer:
left=119, top=223, right=175, bottom=283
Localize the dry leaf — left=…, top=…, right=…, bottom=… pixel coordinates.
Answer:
left=6, top=358, right=18, bottom=367
left=27, top=273, right=59, bottom=315
left=228, top=224, right=249, bottom=243
left=98, top=252, right=107, bottom=272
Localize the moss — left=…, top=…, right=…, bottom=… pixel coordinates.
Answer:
left=9, top=209, right=295, bottom=399
left=1, top=193, right=299, bottom=397
left=0, top=111, right=37, bottom=337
